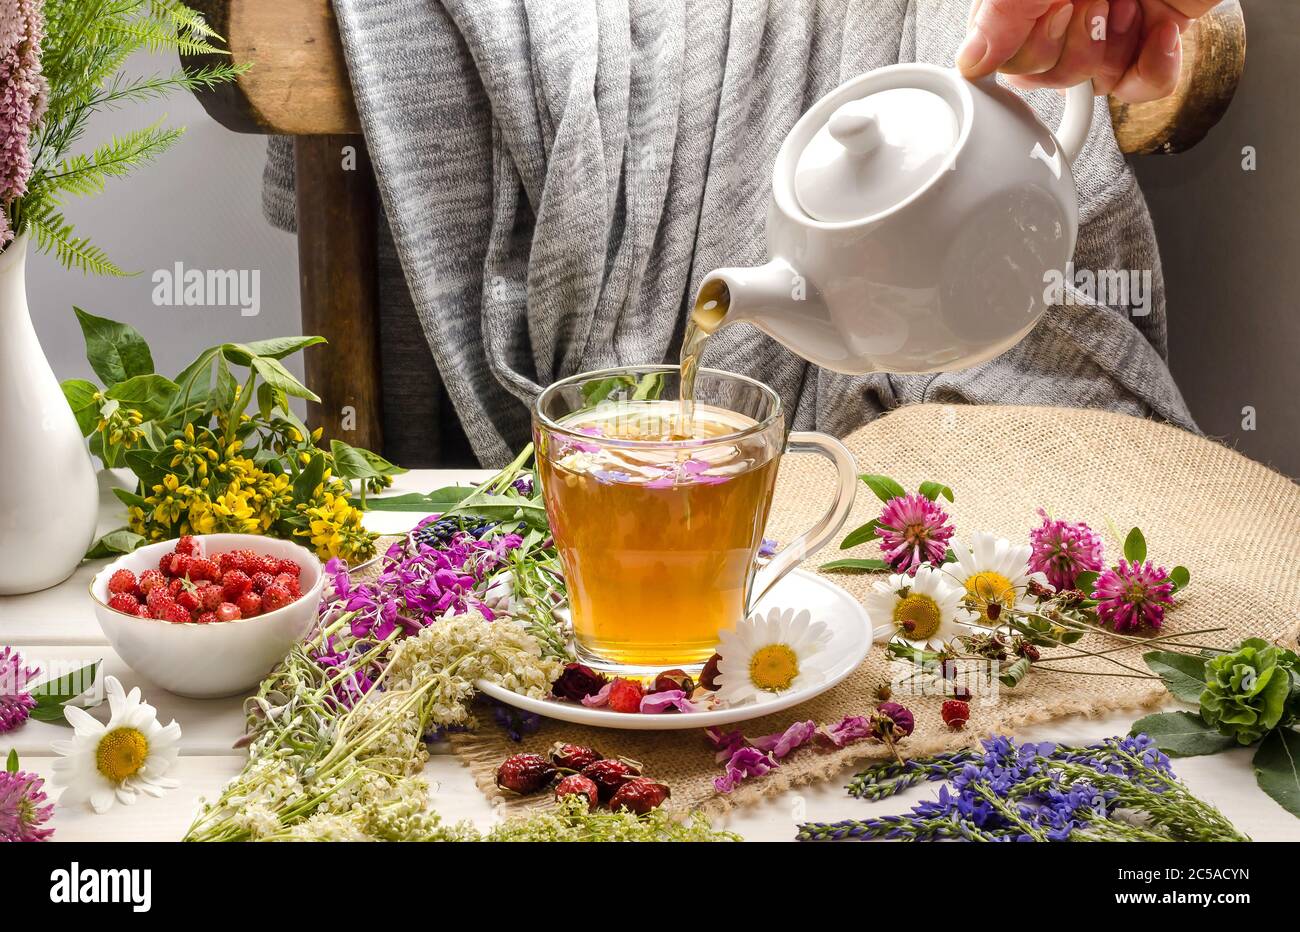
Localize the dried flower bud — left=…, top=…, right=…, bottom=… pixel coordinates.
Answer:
left=653, top=668, right=695, bottom=695
left=1027, top=579, right=1055, bottom=601
left=873, top=683, right=893, bottom=701
left=986, top=601, right=1001, bottom=621
left=699, top=653, right=722, bottom=691
left=551, top=662, right=609, bottom=702
left=872, top=702, right=915, bottom=741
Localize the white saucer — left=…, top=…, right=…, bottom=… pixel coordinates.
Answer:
left=477, top=568, right=871, bottom=730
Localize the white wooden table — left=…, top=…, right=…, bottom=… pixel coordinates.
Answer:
left=2, top=468, right=1293, bottom=842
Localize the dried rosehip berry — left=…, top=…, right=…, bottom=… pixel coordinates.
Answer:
left=653, top=669, right=694, bottom=695
left=551, top=662, right=609, bottom=702
left=699, top=653, right=722, bottom=691
left=580, top=758, right=640, bottom=802
left=554, top=774, right=599, bottom=810
left=495, top=753, right=557, bottom=795
left=941, top=699, right=970, bottom=730
left=606, top=678, right=645, bottom=714
left=549, top=742, right=602, bottom=772
left=609, top=777, right=671, bottom=815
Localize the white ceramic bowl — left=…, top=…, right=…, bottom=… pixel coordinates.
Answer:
left=90, top=534, right=324, bottom=699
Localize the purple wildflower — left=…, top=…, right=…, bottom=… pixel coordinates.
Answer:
left=0, top=0, right=46, bottom=247
left=0, top=767, right=53, bottom=841
left=491, top=700, right=541, bottom=742
left=877, top=493, right=955, bottom=575
left=1092, top=560, right=1175, bottom=631
left=1028, top=508, right=1104, bottom=591
left=0, top=646, right=38, bottom=733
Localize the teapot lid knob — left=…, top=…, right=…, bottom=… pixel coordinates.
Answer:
left=795, top=87, right=959, bottom=224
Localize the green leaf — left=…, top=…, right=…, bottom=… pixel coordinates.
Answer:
left=293, top=452, right=326, bottom=502
left=111, top=487, right=147, bottom=508
left=213, top=356, right=238, bottom=414
left=446, top=494, right=549, bottom=530
left=1254, top=728, right=1300, bottom=818
left=1131, top=711, right=1236, bottom=757
left=228, top=336, right=326, bottom=363
left=580, top=376, right=635, bottom=406
left=999, top=656, right=1033, bottom=688
left=31, top=661, right=100, bottom=708
left=5, top=749, right=17, bottom=773
left=1124, top=527, right=1147, bottom=564
left=329, top=440, right=407, bottom=481
left=1144, top=650, right=1209, bottom=705
left=632, top=373, right=666, bottom=401
left=169, top=345, right=219, bottom=415
left=820, top=558, right=890, bottom=572
left=256, top=380, right=281, bottom=421
left=104, top=373, right=179, bottom=421
left=124, top=448, right=169, bottom=489
left=365, top=487, right=477, bottom=513
left=252, top=356, right=319, bottom=402
left=84, top=528, right=146, bottom=559
left=917, top=481, right=954, bottom=503
left=61, top=378, right=102, bottom=435
left=1170, top=565, right=1190, bottom=591
left=859, top=474, right=906, bottom=503
left=73, top=307, right=153, bottom=384
left=839, top=520, right=880, bottom=550
left=1074, top=570, right=1100, bottom=594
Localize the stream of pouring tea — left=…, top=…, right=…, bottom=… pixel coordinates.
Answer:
left=679, top=279, right=731, bottom=426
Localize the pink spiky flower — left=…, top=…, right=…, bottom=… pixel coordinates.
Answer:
left=0, top=767, right=54, bottom=841
left=877, top=492, right=955, bottom=575
left=1092, top=560, right=1175, bottom=632
left=0, top=645, right=38, bottom=733
left=0, top=0, right=47, bottom=247
left=1028, top=508, right=1104, bottom=591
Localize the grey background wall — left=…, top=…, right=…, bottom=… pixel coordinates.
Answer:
left=31, top=13, right=1298, bottom=476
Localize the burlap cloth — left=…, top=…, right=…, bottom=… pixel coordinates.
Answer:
left=445, top=404, right=1300, bottom=818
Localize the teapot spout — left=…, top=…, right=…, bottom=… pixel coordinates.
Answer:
left=692, top=260, right=845, bottom=368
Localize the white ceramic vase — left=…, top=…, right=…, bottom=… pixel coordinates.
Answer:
left=0, top=233, right=99, bottom=594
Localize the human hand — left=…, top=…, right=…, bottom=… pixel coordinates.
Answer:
left=956, top=0, right=1221, bottom=102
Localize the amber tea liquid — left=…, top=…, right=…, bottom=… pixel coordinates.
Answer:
left=538, top=400, right=779, bottom=667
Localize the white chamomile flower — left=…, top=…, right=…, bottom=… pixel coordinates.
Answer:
left=714, top=607, right=831, bottom=706
left=866, top=564, right=968, bottom=650
left=51, top=676, right=182, bottom=814
left=945, top=531, right=1049, bottom=626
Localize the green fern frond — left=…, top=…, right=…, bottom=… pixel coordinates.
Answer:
left=22, top=203, right=130, bottom=277
left=31, top=122, right=185, bottom=199
left=90, top=63, right=250, bottom=111
left=148, top=0, right=220, bottom=40
left=100, top=17, right=228, bottom=56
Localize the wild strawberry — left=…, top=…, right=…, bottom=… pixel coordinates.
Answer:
left=200, top=584, right=224, bottom=612
left=250, top=571, right=275, bottom=593
left=217, top=552, right=241, bottom=574
left=196, top=611, right=218, bottom=625
left=135, top=604, right=152, bottom=618
left=261, top=583, right=293, bottom=613
left=174, top=535, right=199, bottom=556
left=215, top=602, right=242, bottom=623
left=236, top=590, right=262, bottom=617
left=495, top=753, right=556, bottom=795
left=107, top=568, right=138, bottom=595
left=168, top=577, right=185, bottom=597
left=549, top=742, right=602, bottom=772
left=273, top=572, right=301, bottom=598
left=255, top=554, right=280, bottom=576
left=159, top=552, right=191, bottom=578
left=221, top=569, right=252, bottom=600
left=606, top=677, right=645, bottom=714
left=580, top=758, right=640, bottom=801
left=107, top=592, right=140, bottom=615
left=176, top=588, right=202, bottom=613
left=161, top=602, right=192, bottom=624
left=146, top=586, right=174, bottom=615
left=609, top=777, right=671, bottom=815
left=138, top=569, right=166, bottom=595
left=188, top=557, right=219, bottom=582
left=276, top=559, right=301, bottom=578
left=941, top=699, right=970, bottom=730
left=554, top=774, right=600, bottom=810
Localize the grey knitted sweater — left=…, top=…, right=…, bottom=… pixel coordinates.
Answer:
left=264, top=0, right=1195, bottom=467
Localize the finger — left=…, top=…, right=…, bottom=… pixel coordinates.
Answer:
left=1158, top=0, right=1218, bottom=24
left=1001, top=3, right=1075, bottom=75
left=1111, top=18, right=1182, bottom=102
left=1092, top=0, right=1142, bottom=95
left=957, top=0, right=1060, bottom=77
left=1015, top=0, right=1110, bottom=89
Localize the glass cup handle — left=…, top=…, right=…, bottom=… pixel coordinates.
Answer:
left=750, top=431, right=857, bottom=606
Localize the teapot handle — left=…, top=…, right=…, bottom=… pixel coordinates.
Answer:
left=1055, top=80, right=1096, bottom=165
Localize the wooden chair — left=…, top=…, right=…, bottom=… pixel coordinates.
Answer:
left=182, top=0, right=1248, bottom=460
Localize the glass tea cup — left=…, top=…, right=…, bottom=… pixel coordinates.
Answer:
left=532, top=365, right=855, bottom=673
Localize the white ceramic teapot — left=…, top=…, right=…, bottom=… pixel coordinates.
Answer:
left=693, top=64, right=1094, bottom=374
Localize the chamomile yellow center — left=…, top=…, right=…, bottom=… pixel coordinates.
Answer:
left=96, top=727, right=149, bottom=784
left=964, top=571, right=1016, bottom=619
left=749, top=644, right=799, bottom=691
left=892, top=593, right=942, bottom=640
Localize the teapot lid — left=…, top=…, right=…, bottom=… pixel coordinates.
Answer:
left=794, top=87, right=959, bottom=223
